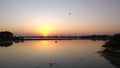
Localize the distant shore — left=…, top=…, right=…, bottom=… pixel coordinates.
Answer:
left=13, top=35, right=110, bottom=41
left=0, top=31, right=112, bottom=41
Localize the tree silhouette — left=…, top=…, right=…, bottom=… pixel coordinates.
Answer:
left=102, top=33, right=120, bottom=52
left=0, top=31, right=13, bottom=39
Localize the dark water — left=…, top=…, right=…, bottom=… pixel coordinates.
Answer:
left=0, top=40, right=116, bottom=68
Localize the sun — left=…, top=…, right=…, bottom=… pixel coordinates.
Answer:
left=38, top=24, right=53, bottom=36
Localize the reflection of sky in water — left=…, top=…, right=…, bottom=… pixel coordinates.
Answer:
left=0, top=40, right=115, bottom=68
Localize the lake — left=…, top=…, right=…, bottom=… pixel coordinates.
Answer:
left=0, top=40, right=116, bottom=68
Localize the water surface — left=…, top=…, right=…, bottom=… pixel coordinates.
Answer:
left=0, top=40, right=116, bottom=68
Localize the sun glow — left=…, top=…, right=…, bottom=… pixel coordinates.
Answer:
left=37, top=24, right=53, bottom=36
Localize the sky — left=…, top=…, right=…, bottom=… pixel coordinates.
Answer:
left=0, top=0, right=120, bottom=36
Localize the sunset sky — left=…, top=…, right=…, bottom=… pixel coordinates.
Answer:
left=0, top=0, right=120, bottom=36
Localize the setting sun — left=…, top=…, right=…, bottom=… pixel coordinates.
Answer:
left=37, top=24, right=53, bottom=36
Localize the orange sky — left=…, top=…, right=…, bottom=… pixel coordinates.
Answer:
left=0, top=0, right=120, bottom=36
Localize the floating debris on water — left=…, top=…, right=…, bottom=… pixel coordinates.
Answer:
left=80, top=58, right=84, bottom=61
left=55, top=41, right=57, bottom=43
left=35, top=66, right=39, bottom=68
left=49, top=62, right=57, bottom=67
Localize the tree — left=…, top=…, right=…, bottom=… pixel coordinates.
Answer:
left=102, top=33, right=120, bottom=52
left=0, top=31, right=13, bottom=39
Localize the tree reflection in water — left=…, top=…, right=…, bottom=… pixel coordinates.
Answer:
left=100, top=33, right=120, bottom=68
left=0, top=40, right=24, bottom=47
left=100, top=51, right=120, bottom=68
